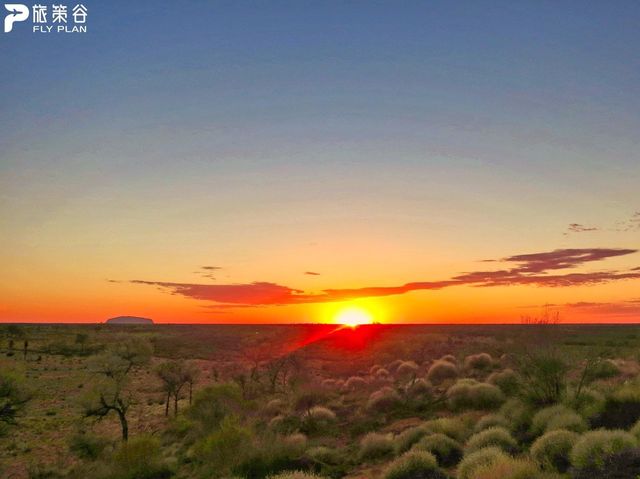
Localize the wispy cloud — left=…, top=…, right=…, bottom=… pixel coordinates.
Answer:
left=305, top=271, right=321, bottom=276
left=564, top=223, right=598, bottom=235
left=126, top=248, right=640, bottom=307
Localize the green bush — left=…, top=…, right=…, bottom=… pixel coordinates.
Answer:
left=396, top=361, right=419, bottom=380
left=592, top=383, right=640, bottom=429
left=499, top=399, right=533, bottom=434
left=440, top=354, right=458, bottom=365
left=447, top=381, right=504, bottom=411
left=110, top=435, right=172, bottom=479
left=474, top=414, right=509, bottom=433
left=407, top=378, right=432, bottom=397
left=422, top=417, right=470, bottom=442
left=570, top=429, right=638, bottom=470
left=266, top=472, right=326, bottom=479
left=530, top=405, right=586, bottom=436
left=306, top=446, right=341, bottom=465
left=344, top=376, right=368, bottom=391
left=470, top=456, right=555, bottom=479
left=367, top=386, right=401, bottom=412
left=487, top=369, right=520, bottom=395
left=530, top=429, right=578, bottom=472
left=69, top=432, right=111, bottom=460
left=569, top=387, right=605, bottom=419
left=412, top=433, right=463, bottom=467
left=187, top=383, right=244, bottom=431
left=590, top=359, right=621, bottom=380
left=382, top=451, right=447, bottom=479
left=194, top=416, right=253, bottom=471
left=464, top=353, right=493, bottom=371
left=457, top=447, right=509, bottom=479
left=426, top=360, right=459, bottom=384
left=465, top=427, right=517, bottom=454
left=359, top=432, right=395, bottom=461
left=394, top=426, right=429, bottom=454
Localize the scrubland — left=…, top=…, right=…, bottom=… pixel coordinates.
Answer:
left=3, top=323, right=640, bottom=479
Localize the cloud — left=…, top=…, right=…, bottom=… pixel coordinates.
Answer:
left=128, top=248, right=639, bottom=307
left=305, top=271, right=321, bottom=276
left=561, top=300, right=640, bottom=317
left=201, top=266, right=222, bottom=270
left=565, top=223, right=598, bottom=235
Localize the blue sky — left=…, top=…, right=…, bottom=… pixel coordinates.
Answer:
left=1, top=1, right=639, bottom=322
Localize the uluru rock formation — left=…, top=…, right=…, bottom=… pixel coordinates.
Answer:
left=105, top=316, right=154, bottom=325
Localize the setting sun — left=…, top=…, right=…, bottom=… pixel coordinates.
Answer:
left=334, top=306, right=374, bottom=328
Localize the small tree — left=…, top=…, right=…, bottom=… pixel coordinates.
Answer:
left=0, top=368, right=31, bottom=424
left=83, top=339, right=151, bottom=441
left=23, top=340, right=28, bottom=360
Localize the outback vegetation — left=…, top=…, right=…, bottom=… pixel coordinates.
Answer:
left=2, top=322, right=640, bottom=479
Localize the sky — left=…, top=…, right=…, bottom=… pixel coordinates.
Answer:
left=1, top=1, right=639, bottom=324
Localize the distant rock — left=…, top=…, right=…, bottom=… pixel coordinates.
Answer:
left=105, top=316, right=154, bottom=325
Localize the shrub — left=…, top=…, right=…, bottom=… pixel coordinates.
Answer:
left=571, top=447, right=640, bottom=479
left=69, top=432, right=110, bottom=460
left=570, top=429, right=638, bottom=470
left=394, top=426, right=429, bottom=454
left=265, top=399, right=286, bottom=416
left=499, top=399, right=533, bottom=434
left=111, top=435, right=172, bottom=479
left=234, top=433, right=308, bottom=478
left=457, top=447, right=509, bottom=479
left=382, top=451, right=447, bottom=479
left=470, top=456, right=551, bottom=479
left=320, top=378, right=336, bottom=389
left=306, top=406, right=336, bottom=422
left=306, top=446, right=340, bottom=465
left=465, top=427, right=518, bottom=454
left=188, top=383, right=244, bottom=431
left=396, top=361, right=419, bottom=380
left=631, top=418, right=640, bottom=440
left=344, top=376, right=368, bottom=392
left=367, top=387, right=402, bottom=412
left=464, top=353, right=493, bottom=371
left=413, top=433, right=463, bottom=467
left=194, top=416, right=253, bottom=471
left=592, top=383, right=640, bottom=429
left=375, top=368, right=392, bottom=380
left=359, top=432, right=395, bottom=461
left=266, top=472, right=325, bottom=479
left=474, top=414, right=509, bottom=433
left=440, top=354, right=458, bottom=365
left=447, top=381, right=504, bottom=411
left=516, top=352, right=569, bottom=406
left=590, top=359, right=621, bottom=380
left=370, top=364, right=383, bottom=375
left=530, top=405, right=571, bottom=435
left=487, top=369, right=519, bottom=395
left=388, top=359, right=405, bottom=373
left=283, top=433, right=308, bottom=455
left=426, top=360, right=459, bottom=384
left=570, top=386, right=605, bottom=419
left=530, top=429, right=578, bottom=472
left=422, top=417, right=469, bottom=442
left=408, top=378, right=432, bottom=398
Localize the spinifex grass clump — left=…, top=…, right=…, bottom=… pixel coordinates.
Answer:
left=570, top=429, right=638, bottom=471
left=457, top=446, right=509, bottom=479
left=447, top=380, right=504, bottom=411
left=530, top=429, right=578, bottom=472
left=465, top=427, right=518, bottom=454
left=412, top=432, right=463, bottom=467
left=426, top=360, right=459, bottom=383
left=486, top=369, right=520, bottom=395
left=358, top=432, right=395, bottom=461
left=422, top=416, right=471, bottom=442
left=593, top=382, right=640, bottom=429
left=464, top=353, right=494, bottom=371
left=473, top=414, right=510, bottom=433
left=530, top=405, right=587, bottom=436
left=470, top=456, right=556, bottom=479
left=367, top=386, right=402, bottom=412
left=394, top=425, right=430, bottom=454
left=382, top=451, right=447, bottom=479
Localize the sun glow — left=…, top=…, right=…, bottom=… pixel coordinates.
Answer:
left=334, top=306, right=374, bottom=328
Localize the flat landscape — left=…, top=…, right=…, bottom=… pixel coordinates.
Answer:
left=3, top=323, right=640, bottom=479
